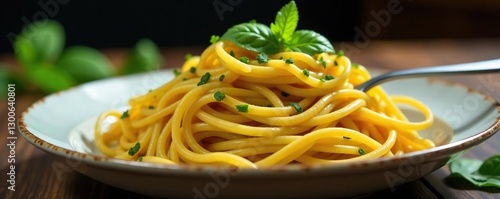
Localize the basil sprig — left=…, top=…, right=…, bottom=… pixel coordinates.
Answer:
left=221, top=1, right=334, bottom=55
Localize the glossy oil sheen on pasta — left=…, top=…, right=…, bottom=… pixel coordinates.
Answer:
left=94, top=41, right=435, bottom=169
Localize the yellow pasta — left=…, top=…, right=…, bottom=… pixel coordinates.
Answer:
left=94, top=41, right=435, bottom=169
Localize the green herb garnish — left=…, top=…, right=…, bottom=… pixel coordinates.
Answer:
left=173, top=69, right=181, bottom=77
left=138, top=156, right=143, bottom=162
left=236, top=104, right=249, bottom=113
left=320, top=75, right=335, bottom=82
left=185, top=53, right=192, bottom=60
left=325, top=75, right=334, bottom=80
left=210, top=35, right=220, bottom=44
left=358, top=148, right=366, bottom=155
left=343, top=136, right=351, bottom=140
left=219, top=74, right=225, bottom=81
left=256, top=52, right=269, bottom=64
left=302, top=68, right=309, bottom=77
left=190, top=67, right=196, bottom=73
left=290, top=102, right=302, bottom=113
left=128, top=142, right=140, bottom=156
left=229, top=51, right=235, bottom=57
left=352, top=63, right=360, bottom=68
left=214, top=91, right=226, bottom=101
left=120, top=110, right=129, bottom=119
left=336, top=50, right=345, bottom=58
left=319, top=57, right=326, bottom=68
left=197, top=72, right=211, bottom=86
left=239, top=56, right=250, bottom=64
left=285, top=57, right=294, bottom=64
left=448, top=154, right=500, bottom=189
left=220, top=1, right=333, bottom=55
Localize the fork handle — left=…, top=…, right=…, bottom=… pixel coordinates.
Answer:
left=355, top=59, right=500, bottom=92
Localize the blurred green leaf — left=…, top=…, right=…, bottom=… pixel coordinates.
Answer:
left=14, top=20, right=64, bottom=67
left=448, top=155, right=500, bottom=189
left=13, top=37, right=37, bottom=69
left=122, top=38, right=162, bottom=74
left=56, top=46, right=115, bottom=83
left=0, top=65, right=11, bottom=97
left=27, top=66, right=76, bottom=93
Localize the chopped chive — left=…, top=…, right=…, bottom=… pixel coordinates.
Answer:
left=138, top=157, right=143, bottom=162
left=279, top=56, right=283, bottom=60
left=336, top=50, right=345, bottom=58
left=280, top=91, right=289, bottom=97
left=173, top=69, right=181, bottom=77
left=120, top=110, right=129, bottom=119
left=214, top=91, right=225, bottom=101
left=190, top=67, right=196, bottom=73
left=239, top=56, right=250, bottom=64
left=285, top=57, right=294, bottom=64
left=319, top=57, right=326, bottom=68
left=290, top=102, right=302, bottom=113
left=343, top=136, right=351, bottom=140
left=352, top=63, right=360, bottom=68
left=229, top=51, right=235, bottom=57
left=128, top=142, right=140, bottom=156
left=197, top=72, right=211, bottom=86
left=302, top=68, right=310, bottom=77
left=185, top=53, right=192, bottom=60
left=219, top=74, right=225, bottom=81
left=358, top=148, right=366, bottom=155
left=320, top=75, right=334, bottom=82
left=236, top=104, right=249, bottom=113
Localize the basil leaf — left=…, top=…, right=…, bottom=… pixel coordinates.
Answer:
left=56, top=46, right=115, bottom=83
left=14, top=20, right=64, bottom=66
left=270, top=1, right=298, bottom=42
left=286, top=30, right=334, bottom=55
left=478, top=155, right=500, bottom=176
left=27, top=66, right=76, bottom=93
left=221, top=23, right=280, bottom=54
left=448, top=157, right=500, bottom=188
left=122, top=38, right=163, bottom=75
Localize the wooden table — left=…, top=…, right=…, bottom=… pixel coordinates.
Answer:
left=2, top=39, right=500, bottom=198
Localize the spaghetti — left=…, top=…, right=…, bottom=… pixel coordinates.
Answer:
left=94, top=41, right=435, bottom=169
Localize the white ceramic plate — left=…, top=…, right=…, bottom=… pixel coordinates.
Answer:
left=19, top=70, right=500, bottom=198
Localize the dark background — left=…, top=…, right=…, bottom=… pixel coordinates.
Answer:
left=1, top=0, right=500, bottom=53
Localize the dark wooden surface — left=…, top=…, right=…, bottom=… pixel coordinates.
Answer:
left=2, top=39, right=500, bottom=198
